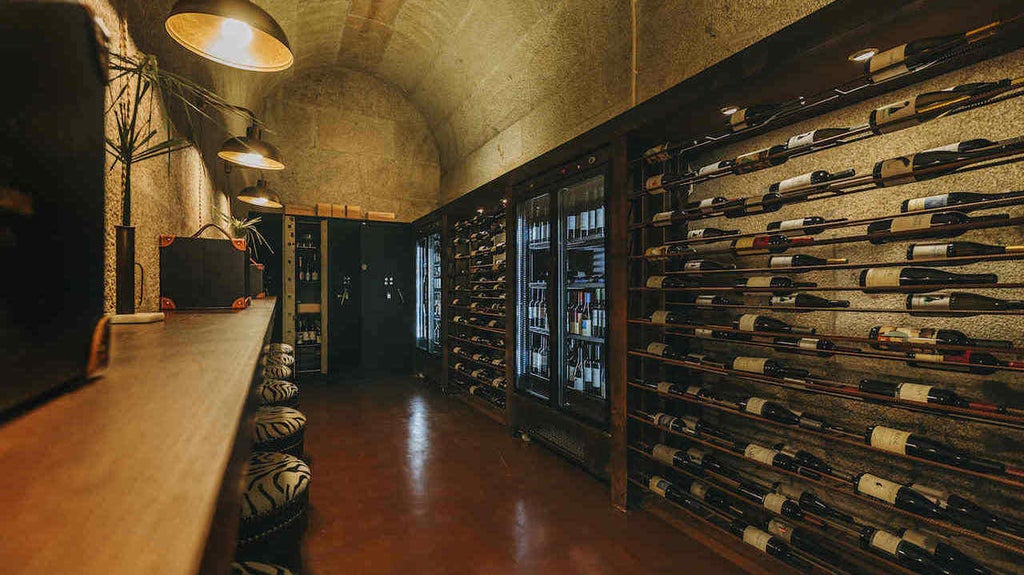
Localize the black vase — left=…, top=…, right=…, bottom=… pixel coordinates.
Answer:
left=115, top=225, right=135, bottom=315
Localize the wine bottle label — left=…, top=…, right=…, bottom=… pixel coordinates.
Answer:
left=643, top=143, right=671, bottom=163
left=910, top=352, right=945, bottom=363
left=650, top=310, right=671, bottom=324
left=698, top=161, right=727, bottom=177
left=787, top=130, right=816, bottom=148
left=908, top=294, right=951, bottom=310
left=652, top=211, right=674, bottom=227
left=742, top=527, right=773, bottom=552
left=863, top=267, right=903, bottom=287
left=695, top=328, right=714, bottom=337
left=729, top=108, right=749, bottom=130
left=744, top=397, right=768, bottom=416
left=900, top=530, right=939, bottom=553
left=733, top=237, right=756, bottom=250
left=869, top=426, right=912, bottom=454
left=776, top=172, right=814, bottom=193
left=872, top=99, right=917, bottom=133
left=656, top=381, right=674, bottom=394
left=798, top=338, right=822, bottom=350
left=763, top=493, right=788, bottom=514
left=646, top=276, right=667, bottom=289
left=683, top=261, right=703, bottom=271
left=744, top=443, right=778, bottom=465
left=745, top=276, right=774, bottom=288
left=645, top=174, right=664, bottom=193
left=906, top=194, right=948, bottom=212
left=698, top=198, right=717, bottom=209
left=686, top=448, right=704, bottom=465
left=680, top=415, right=700, bottom=433
left=909, top=244, right=949, bottom=259
left=770, top=296, right=797, bottom=307
left=734, top=357, right=768, bottom=373
left=869, top=45, right=909, bottom=82
left=649, top=475, right=670, bottom=497
left=645, top=246, right=668, bottom=259
left=896, top=383, right=934, bottom=404
left=869, top=530, right=903, bottom=557
left=647, top=343, right=670, bottom=356
left=908, top=483, right=947, bottom=506
left=685, top=353, right=706, bottom=363
left=857, top=474, right=902, bottom=504
left=769, top=256, right=793, bottom=268
left=891, top=214, right=935, bottom=233
left=767, top=519, right=793, bottom=543
left=876, top=156, right=916, bottom=185
left=652, top=444, right=680, bottom=466
left=925, top=142, right=966, bottom=154
left=686, top=385, right=704, bottom=397
left=689, top=481, right=709, bottom=500
left=652, top=412, right=675, bottom=427
left=738, top=314, right=759, bottom=331
left=688, top=229, right=707, bottom=239
left=695, top=296, right=717, bottom=305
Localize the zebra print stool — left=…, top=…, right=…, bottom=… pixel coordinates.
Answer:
left=260, top=353, right=294, bottom=367
left=256, top=379, right=299, bottom=407
left=261, top=363, right=292, bottom=381
left=263, top=343, right=294, bottom=355
left=253, top=406, right=306, bottom=456
left=230, top=560, right=296, bottom=575
left=237, top=452, right=311, bottom=564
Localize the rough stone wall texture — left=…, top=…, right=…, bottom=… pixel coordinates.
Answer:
left=260, top=69, right=440, bottom=221
left=86, top=0, right=228, bottom=313
left=649, top=48, right=1024, bottom=571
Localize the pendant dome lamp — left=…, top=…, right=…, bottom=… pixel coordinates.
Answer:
left=236, top=174, right=282, bottom=209
left=165, top=0, right=293, bottom=72
left=218, top=115, right=285, bottom=170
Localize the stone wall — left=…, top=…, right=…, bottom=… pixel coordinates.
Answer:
left=260, top=69, right=441, bottom=222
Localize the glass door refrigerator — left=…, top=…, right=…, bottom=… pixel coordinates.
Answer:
left=515, top=167, right=609, bottom=429
left=415, top=231, right=442, bottom=355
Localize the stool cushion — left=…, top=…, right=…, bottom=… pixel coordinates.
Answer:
left=253, top=407, right=306, bottom=443
left=263, top=343, right=294, bottom=355
left=261, top=353, right=294, bottom=367
left=261, top=364, right=292, bottom=380
left=257, top=380, right=299, bottom=406
left=230, top=561, right=295, bottom=575
left=241, top=451, right=311, bottom=521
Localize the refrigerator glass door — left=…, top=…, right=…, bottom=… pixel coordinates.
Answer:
left=416, top=236, right=428, bottom=351
left=428, top=232, right=442, bottom=354
left=516, top=193, right=552, bottom=401
left=557, top=175, right=608, bottom=425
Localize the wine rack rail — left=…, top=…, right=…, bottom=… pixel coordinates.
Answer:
left=624, top=17, right=1024, bottom=575
left=445, top=206, right=510, bottom=417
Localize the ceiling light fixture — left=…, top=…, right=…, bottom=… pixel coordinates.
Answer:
left=218, top=118, right=285, bottom=170
left=848, top=48, right=879, bottom=62
left=720, top=105, right=740, bottom=116
left=165, top=0, right=293, bottom=72
left=237, top=175, right=282, bottom=209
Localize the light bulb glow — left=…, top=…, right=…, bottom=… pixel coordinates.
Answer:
left=849, top=48, right=879, bottom=62
left=207, top=18, right=255, bottom=66
left=720, top=106, right=740, bottom=116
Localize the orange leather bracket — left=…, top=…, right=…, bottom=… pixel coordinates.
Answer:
left=159, top=235, right=175, bottom=248
left=160, top=297, right=176, bottom=310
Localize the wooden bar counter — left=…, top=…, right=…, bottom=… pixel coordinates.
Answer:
left=0, top=299, right=277, bottom=575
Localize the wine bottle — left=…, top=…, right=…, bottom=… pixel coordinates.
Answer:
left=870, top=80, right=1011, bottom=134
left=732, top=357, right=809, bottom=379
left=860, top=527, right=950, bottom=575
left=730, top=520, right=794, bottom=562
left=737, top=481, right=804, bottom=519
left=907, top=292, right=1024, bottom=314
left=867, top=325, right=1012, bottom=350
left=778, top=487, right=855, bottom=524
left=732, top=145, right=788, bottom=174
left=908, top=241, right=1024, bottom=261
left=766, top=519, right=839, bottom=564
left=787, top=449, right=834, bottom=477
left=730, top=234, right=814, bottom=255
left=690, top=294, right=740, bottom=307
left=773, top=336, right=838, bottom=354
left=645, top=275, right=692, bottom=289
left=727, top=104, right=783, bottom=131
left=786, top=127, right=852, bottom=149
left=653, top=381, right=717, bottom=400
left=733, top=314, right=815, bottom=335
left=735, top=276, right=816, bottom=292
left=873, top=139, right=999, bottom=187
left=739, top=397, right=828, bottom=430
left=648, top=309, right=683, bottom=325
left=685, top=196, right=730, bottom=214
left=687, top=227, right=740, bottom=239
left=677, top=477, right=734, bottom=512
left=650, top=210, right=678, bottom=227
left=854, top=473, right=947, bottom=520
left=768, top=254, right=847, bottom=268
left=859, top=379, right=970, bottom=408
left=769, top=294, right=851, bottom=308
left=901, top=190, right=1024, bottom=212
left=680, top=446, right=740, bottom=480
left=896, top=529, right=991, bottom=575
left=642, top=143, right=671, bottom=164
left=695, top=159, right=735, bottom=178
left=859, top=267, right=997, bottom=291
left=644, top=244, right=696, bottom=261
left=644, top=171, right=688, bottom=194
left=905, top=350, right=1006, bottom=375
left=742, top=443, right=814, bottom=476
left=867, top=211, right=1009, bottom=244
left=683, top=259, right=737, bottom=272
left=767, top=216, right=844, bottom=235
left=646, top=342, right=681, bottom=359
left=866, top=425, right=1008, bottom=475
left=920, top=488, right=1024, bottom=537
left=766, top=169, right=849, bottom=194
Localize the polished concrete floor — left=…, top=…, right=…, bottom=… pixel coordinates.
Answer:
left=298, top=377, right=746, bottom=575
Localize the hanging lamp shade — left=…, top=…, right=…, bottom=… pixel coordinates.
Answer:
left=219, top=125, right=285, bottom=170
left=237, top=176, right=282, bottom=209
left=165, top=0, right=293, bottom=72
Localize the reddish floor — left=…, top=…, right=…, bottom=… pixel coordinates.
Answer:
left=298, top=377, right=746, bottom=575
